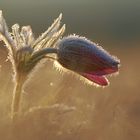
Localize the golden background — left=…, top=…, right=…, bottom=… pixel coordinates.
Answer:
left=0, top=0, right=140, bottom=140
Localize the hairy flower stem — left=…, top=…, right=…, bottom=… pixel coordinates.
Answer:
left=11, top=73, right=25, bottom=121
left=11, top=48, right=58, bottom=121
left=31, top=48, right=57, bottom=60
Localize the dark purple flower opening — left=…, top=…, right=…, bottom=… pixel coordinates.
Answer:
left=56, top=35, right=120, bottom=86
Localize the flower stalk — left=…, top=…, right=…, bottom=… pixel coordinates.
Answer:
left=11, top=48, right=58, bottom=121
left=11, top=73, right=25, bottom=121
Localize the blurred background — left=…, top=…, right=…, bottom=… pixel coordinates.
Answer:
left=0, top=0, right=140, bottom=140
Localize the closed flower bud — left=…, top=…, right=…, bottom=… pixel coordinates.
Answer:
left=56, top=35, right=120, bottom=86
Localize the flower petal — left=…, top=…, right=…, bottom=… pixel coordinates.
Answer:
left=87, top=66, right=119, bottom=76
left=81, top=73, right=109, bottom=86
left=57, top=35, right=120, bottom=75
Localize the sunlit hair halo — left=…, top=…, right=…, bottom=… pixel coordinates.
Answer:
left=0, top=10, right=120, bottom=121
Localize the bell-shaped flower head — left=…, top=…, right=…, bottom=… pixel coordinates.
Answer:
left=56, top=35, right=120, bottom=86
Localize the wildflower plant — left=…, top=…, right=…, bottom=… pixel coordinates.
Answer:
left=0, top=10, right=65, bottom=120
left=0, top=10, right=120, bottom=121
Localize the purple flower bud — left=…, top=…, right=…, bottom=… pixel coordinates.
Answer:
left=56, top=35, right=120, bottom=86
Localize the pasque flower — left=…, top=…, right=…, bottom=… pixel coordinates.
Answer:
left=0, top=10, right=120, bottom=121
left=56, top=35, right=120, bottom=86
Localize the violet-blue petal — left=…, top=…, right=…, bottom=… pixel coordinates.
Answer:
left=56, top=35, right=120, bottom=86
